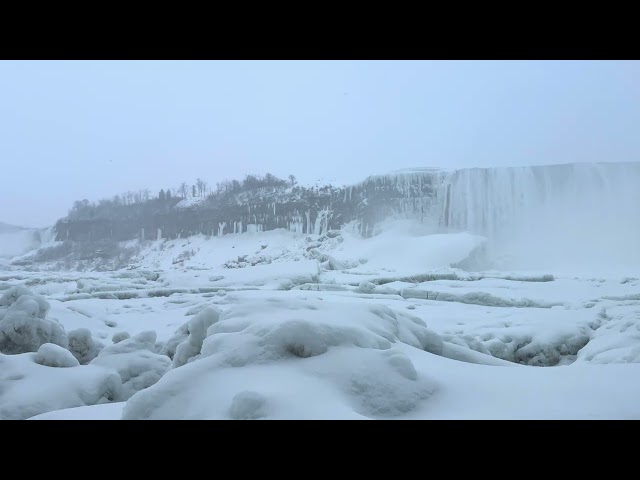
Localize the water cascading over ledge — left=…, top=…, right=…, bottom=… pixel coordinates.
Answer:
left=436, top=162, right=640, bottom=271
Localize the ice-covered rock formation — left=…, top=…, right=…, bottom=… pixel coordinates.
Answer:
left=89, top=331, right=171, bottom=401
left=0, top=286, right=68, bottom=354
left=0, top=351, right=121, bottom=420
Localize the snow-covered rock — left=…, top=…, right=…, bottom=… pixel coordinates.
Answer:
left=0, top=287, right=67, bottom=354
left=0, top=352, right=121, bottom=420
left=172, top=307, right=221, bottom=368
left=67, top=328, right=104, bottom=364
left=90, top=331, right=171, bottom=401
left=112, top=331, right=130, bottom=344
left=34, top=343, right=79, bottom=368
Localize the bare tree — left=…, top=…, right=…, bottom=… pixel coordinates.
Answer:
left=179, top=182, right=188, bottom=198
left=289, top=175, right=297, bottom=187
left=141, top=188, right=151, bottom=202
left=199, top=179, right=208, bottom=197
left=124, top=191, right=134, bottom=205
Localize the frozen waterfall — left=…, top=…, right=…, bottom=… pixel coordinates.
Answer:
left=437, top=162, right=640, bottom=271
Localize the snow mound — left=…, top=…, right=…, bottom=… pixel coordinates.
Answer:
left=208, top=260, right=321, bottom=290
left=577, top=306, right=640, bottom=364
left=0, top=286, right=67, bottom=354
left=229, top=391, right=267, bottom=420
left=34, top=343, right=79, bottom=368
left=90, top=331, right=171, bottom=401
left=328, top=221, right=487, bottom=276
left=0, top=285, right=50, bottom=318
left=68, top=328, right=104, bottom=364
left=0, top=352, right=121, bottom=420
left=122, top=299, right=439, bottom=419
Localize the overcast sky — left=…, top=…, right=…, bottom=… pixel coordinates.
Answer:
left=1, top=60, right=638, bottom=228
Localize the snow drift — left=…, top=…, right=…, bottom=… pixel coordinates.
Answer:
left=122, top=298, right=442, bottom=419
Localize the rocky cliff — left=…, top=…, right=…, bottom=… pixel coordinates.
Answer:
left=53, top=168, right=451, bottom=243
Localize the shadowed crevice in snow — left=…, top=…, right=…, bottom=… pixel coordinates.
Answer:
left=373, top=273, right=461, bottom=285
left=371, top=272, right=555, bottom=286
left=292, top=283, right=351, bottom=291
left=0, top=275, right=27, bottom=282
left=400, top=289, right=561, bottom=308
left=57, top=286, right=260, bottom=302
left=440, top=308, right=612, bottom=367
left=442, top=333, right=591, bottom=367
left=601, top=293, right=640, bottom=301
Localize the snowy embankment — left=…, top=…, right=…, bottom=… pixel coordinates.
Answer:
left=1, top=220, right=640, bottom=419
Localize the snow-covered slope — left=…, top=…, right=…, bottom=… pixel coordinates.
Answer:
left=2, top=216, right=640, bottom=420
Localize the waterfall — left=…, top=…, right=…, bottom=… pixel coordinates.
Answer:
left=437, top=162, right=640, bottom=270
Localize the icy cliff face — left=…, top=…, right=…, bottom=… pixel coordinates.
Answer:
left=346, top=169, right=451, bottom=237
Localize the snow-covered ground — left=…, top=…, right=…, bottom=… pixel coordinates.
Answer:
left=2, top=220, right=640, bottom=419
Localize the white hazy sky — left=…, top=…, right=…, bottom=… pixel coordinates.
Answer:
left=1, top=60, right=639, bottom=228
